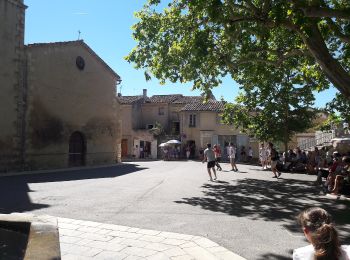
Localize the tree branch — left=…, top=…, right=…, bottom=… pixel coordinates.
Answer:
left=226, top=2, right=251, bottom=13
left=243, top=0, right=260, bottom=15
left=302, top=7, right=350, bottom=20
left=326, top=18, right=350, bottom=44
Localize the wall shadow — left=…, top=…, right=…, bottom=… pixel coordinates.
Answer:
left=0, top=164, right=147, bottom=214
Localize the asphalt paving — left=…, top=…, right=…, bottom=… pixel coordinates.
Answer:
left=1, top=160, right=349, bottom=259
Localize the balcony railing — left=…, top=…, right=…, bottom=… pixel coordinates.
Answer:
left=298, top=131, right=336, bottom=150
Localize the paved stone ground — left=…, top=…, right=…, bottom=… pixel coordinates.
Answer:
left=0, top=161, right=349, bottom=259
left=35, top=215, right=246, bottom=260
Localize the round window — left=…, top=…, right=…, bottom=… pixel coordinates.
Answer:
left=76, top=56, right=85, bottom=70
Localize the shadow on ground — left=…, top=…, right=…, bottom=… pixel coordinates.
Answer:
left=256, top=253, right=292, bottom=260
left=174, top=177, right=350, bottom=245
left=0, top=164, right=147, bottom=214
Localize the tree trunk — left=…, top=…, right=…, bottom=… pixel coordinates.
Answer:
left=302, top=23, right=350, bottom=99
left=284, top=104, right=289, bottom=163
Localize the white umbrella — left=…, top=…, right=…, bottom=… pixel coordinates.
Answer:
left=166, top=139, right=181, bottom=144
left=159, top=142, right=170, bottom=147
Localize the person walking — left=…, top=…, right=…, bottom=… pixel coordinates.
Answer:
left=228, top=142, right=238, bottom=172
left=203, top=143, right=217, bottom=181
left=248, top=146, right=253, bottom=163
left=259, top=143, right=267, bottom=170
left=186, top=146, right=191, bottom=160
left=269, top=142, right=281, bottom=178
left=293, top=207, right=350, bottom=260
left=213, top=144, right=222, bottom=171
left=240, top=146, right=246, bottom=162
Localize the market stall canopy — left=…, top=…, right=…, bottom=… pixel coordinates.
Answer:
left=159, top=143, right=170, bottom=147
left=166, top=140, right=181, bottom=144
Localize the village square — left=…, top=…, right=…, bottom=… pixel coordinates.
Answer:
left=0, top=0, right=350, bottom=259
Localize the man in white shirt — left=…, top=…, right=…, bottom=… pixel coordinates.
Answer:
left=228, top=142, right=238, bottom=172
left=259, top=143, right=267, bottom=169
left=203, top=143, right=217, bottom=181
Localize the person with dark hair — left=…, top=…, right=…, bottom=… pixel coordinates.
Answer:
left=228, top=142, right=238, bottom=172
left=325, top=153, right=343, bottom=192
left=203, top=143, right=217, bottom=181
left=259, top=143, right=268, bottom=170
left=331, top=156, right=350, bottom=195
left=293, top=207, right=350, bottom=260
left=268, top=142, right=281, bottom=178
left=213, top=144, right=222, bottom=171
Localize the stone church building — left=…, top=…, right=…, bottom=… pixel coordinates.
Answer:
left=0, top=0, right=122, bottom=172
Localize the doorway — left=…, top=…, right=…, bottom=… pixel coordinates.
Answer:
left=68, top=131, right=86, bottom=167
left=121, top=139, right=128, bottom=158
left=186, top=140, right=196, bottom=159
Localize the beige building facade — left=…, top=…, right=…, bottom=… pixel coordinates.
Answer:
left=179, top=100, right=252, bottom=159
left=119, top=91, right=254, bottom=160
left=0, top=0, right=121, bottom=172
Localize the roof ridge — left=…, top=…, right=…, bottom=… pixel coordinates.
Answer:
left=26, top=40, right=120, bottom=80
left=26, top=40, right=84, bottom=47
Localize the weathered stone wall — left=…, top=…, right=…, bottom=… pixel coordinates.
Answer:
left=0, top=0, right=26, bottom=172
left=25, top=42, right=120, bottom=170
left=142, top=103, right=169, bottom=130
left=181, top=111, right=241, bottom=155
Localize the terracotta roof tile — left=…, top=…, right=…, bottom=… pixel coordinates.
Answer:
left=180, top=100, right=225, bottom=112
left=173, top=96, right=204, bottom=104
left=118, top=95, right=145, bottom=104
left=148, top=95, right=183, bottom=103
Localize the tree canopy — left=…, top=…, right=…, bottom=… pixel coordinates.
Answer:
left=126, top=0, right=350, bottom=98
left=221, top=64, right=316, bottom=149
left=326, top=92, right=350, bottom=122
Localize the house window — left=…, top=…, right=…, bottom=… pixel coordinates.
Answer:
left=217, top=115, right=225, bottom=125
left=158, top=107, right=165, bottom=116
left=189, top=114, right=196, bottom=127
left=172, top=122, right=180, bottom=134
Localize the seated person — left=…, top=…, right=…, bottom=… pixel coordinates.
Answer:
left=325, top=153, right=343, bottom=192
left=293, top=207, right=350, bottom=259
left=292, top=162, right=307, bottom=173
left=331, top=156, right=350, bottom=195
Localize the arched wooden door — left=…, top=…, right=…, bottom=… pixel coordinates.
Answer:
left=121, top=139, right=128, bottom=158
left=69, top=131, right=86, bottom=167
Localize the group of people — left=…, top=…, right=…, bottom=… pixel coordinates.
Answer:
left=162, top=145, right=181, bottom=160
left=317, top=152, right=350, bottom=195
left=201, top=143, right=349, bottom=259
left=202, top=143, right=239, bottom=181
left=259, top=142, right=282, bottom=178
left=259, top=143, right=350, bottom=195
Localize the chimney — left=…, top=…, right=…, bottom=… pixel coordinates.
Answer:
left=143, top=89, right=147, bottom=98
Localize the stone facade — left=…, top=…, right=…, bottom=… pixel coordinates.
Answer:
left=179, top=101, right=252, bottom=159
left=119, top=91, right=254, bottom=160
left=119, top=94, right=157, bottom=159
left=0, top=0, right=26, bottom=171
left=24, top=41, right=121, bottom=169
left=0, top=0, right=121, bottom=172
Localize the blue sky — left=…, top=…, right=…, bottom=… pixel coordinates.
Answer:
left=24, top=0, right=337, bottom=107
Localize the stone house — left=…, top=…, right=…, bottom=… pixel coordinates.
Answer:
left=119, top=90, right=254, bottom=160
left=179, top=100, right=253, bottom=159
left=119, top=91, right=157, bottom=159
left=0, top=0, right=121, bottom=172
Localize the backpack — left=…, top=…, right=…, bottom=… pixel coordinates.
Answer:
left=272, top=149, right=279, bottom=161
